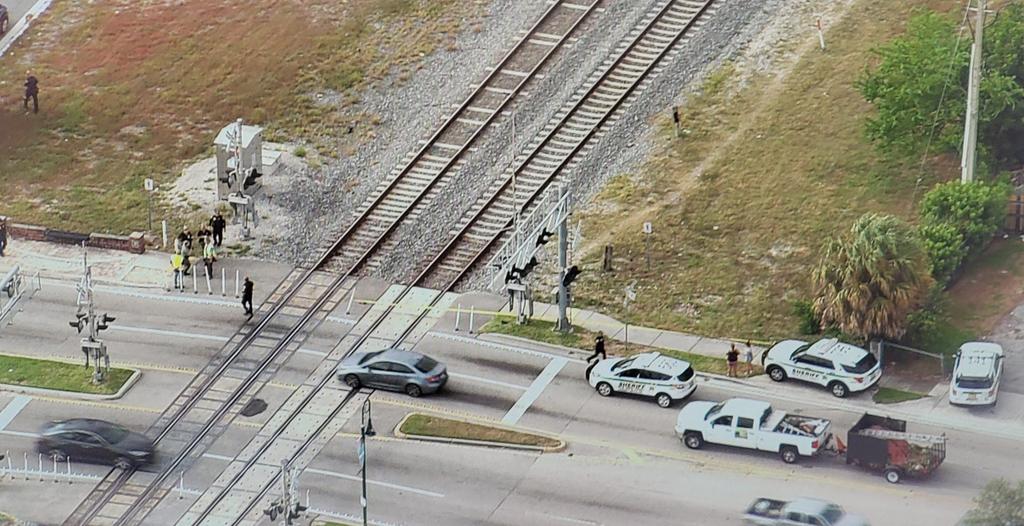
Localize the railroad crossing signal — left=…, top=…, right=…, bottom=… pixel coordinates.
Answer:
left=264, top=458, right=308, bottom=525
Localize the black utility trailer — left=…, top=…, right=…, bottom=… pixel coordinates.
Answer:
left=845, top=413, right=946, bottom=484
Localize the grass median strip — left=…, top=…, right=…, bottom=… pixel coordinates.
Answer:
left=0, top=354, right=134, bottom=395
left=481, top=317, right=762, bottom=377
left=873, top=387, right=927, bottom=404
left=399, top=413, right=562, bottom=449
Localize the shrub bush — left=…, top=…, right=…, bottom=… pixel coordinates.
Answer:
left=919, top=222, right=966, bottom=283
left=920, top=181, right=1009, bottom=250
left=792, top=300, right=820, bottom=335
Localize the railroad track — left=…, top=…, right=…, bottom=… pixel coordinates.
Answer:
left=60, top=2, right=603, bottom=525
left=421, top=0, right=718, bottom=289
left=178, top=1, right=722, bottom=523
left=322, top=0, right=601, bottom=275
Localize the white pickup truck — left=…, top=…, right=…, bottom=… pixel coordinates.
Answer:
left=675, top=398, right=832, bottom=464
left=743, top=498, right=869, bottom=526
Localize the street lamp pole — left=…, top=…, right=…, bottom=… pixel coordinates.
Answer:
left=360, top=398, right=375, bottom=526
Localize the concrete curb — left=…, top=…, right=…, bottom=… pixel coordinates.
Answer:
left=0, top=368, right=142, bottom=401
left=392, top=412, right=566, bottom=453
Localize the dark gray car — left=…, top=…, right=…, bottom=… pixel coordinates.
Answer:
left=337, top=348, right=447, bottom=397
left=36, top=419, right=155, bottom=469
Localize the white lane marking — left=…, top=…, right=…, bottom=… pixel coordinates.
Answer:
left=109, top=325, right=328, bottom=359
left=109, top=324, right=229, bottom=342
left=502, top=358, right=568, bottom=425
left=0, top=396, right=32, bottom=431
left=198, top=452, right=443, bottom=499
left=305, top=467, right=445, bottom=498
left=449, top=372, right=527, bottom=391
left=430, top=332, right=587, bottom=365
left=0, top=429, right=38, bottom=438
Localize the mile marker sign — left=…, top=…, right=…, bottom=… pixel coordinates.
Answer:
left=144, top=178, right=155, bottom=192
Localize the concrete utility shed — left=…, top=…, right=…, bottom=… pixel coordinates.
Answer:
left=214, top=121, right=263, bottom=200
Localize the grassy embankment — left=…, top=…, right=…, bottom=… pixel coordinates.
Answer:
left=399, top=413, right=562, bottom=448
left=571, top=0, right=1017, bottom=350
left=0, top=354, right=134, bottom=394
left=482, top=316, right=762, bottom=377
left=0, top=0, right=475, bottom=234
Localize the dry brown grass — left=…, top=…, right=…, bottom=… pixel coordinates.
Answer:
left=0, top=0, right=474, bottom=233
left=573, top=0, right=961, bottom=341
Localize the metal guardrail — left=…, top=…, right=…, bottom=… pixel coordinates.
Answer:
left=0, top=266, right=40, bottom=328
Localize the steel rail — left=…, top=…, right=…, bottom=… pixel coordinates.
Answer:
left=420, top=0, right=716, bottom=288
left=326, top=0, right=600, bottom=273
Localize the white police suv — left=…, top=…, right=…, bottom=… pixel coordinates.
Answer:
left=588, top=352, right=697, bottom=408
left=762, top=338, right=881, bottom=398
left=949, top=342, right=1004, bottom=406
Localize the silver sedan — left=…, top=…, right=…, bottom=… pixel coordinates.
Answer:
left=336, top=347, right=447, bottom=397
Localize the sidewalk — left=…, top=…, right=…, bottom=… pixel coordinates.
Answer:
left=0, top=238, right=292, bottom=293
left=530, top=299, right=755, bottom=359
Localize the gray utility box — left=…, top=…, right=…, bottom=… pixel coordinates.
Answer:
left=214, top=120, right=264, bottom=200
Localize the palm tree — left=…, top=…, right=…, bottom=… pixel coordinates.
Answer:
left=812, top=213, right=933, bottom=341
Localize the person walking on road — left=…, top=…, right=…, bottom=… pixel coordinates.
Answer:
left=24, top=71, right=39, bottom=114
left=726, top=344, right=740, bottom=378
left=241, top=277, right=254, bottom=318
left=210, top=212, right=226, bottom=247
left=585, top=332, right=607, bottom=379
left=743, top=340, right=755, bottom=377
left=0, top=220, right=8, bottom=257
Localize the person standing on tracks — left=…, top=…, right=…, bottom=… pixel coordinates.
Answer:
left=586, top=332, right=607, bottom=379
left=210, top=212, right=226, bottom=247
left=24, top=71, right=39, bottom=114
left=242, top=276, right=254, bottom=318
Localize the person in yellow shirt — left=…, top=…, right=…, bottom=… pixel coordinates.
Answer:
left=170, top=253, right=184, bottom=290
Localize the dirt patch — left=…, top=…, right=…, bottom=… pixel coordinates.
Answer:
left=946, top=239, right=1024, bottom=335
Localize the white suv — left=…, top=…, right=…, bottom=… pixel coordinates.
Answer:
left=949, top=342, right=1004, bottom=406
left=762, top=338, right=881, bottom=398
left=589, top=352, right=697, bottom=408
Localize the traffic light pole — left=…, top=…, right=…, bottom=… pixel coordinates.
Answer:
left=556, top=186, right=571, bottom=333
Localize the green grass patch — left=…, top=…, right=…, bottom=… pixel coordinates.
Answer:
left=481, top=317, right=582, bottom=349
left=0, top=354, right=134, bottom=395
left=873, top=387, right=927, bottom=404
left=400, top=413, right=561, bottom=448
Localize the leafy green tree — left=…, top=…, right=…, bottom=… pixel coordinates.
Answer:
left=858, top=6, right=1024, bottom=167
left=963, top=479, right=1024, bottom=526
left=812, top=214, right=933, bottom=341
left=918, top=222, right=965, bottom=282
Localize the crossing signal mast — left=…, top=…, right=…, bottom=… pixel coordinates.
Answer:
left=263, top=458, right=308, bottom=525
left=69, top=250, right=115, bottom=383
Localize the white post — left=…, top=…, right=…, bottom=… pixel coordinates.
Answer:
left=221, top=268, right=226, bottom=296
left=67, top=458, right=72, bottom=484
left=962, top=0, right=986, bottom=183
left=192, top=269, right=198, bottom=294
left=469, top=306, right=476, bottom=335
left=24, top=452, right=28, bottom=481
left=235, top=270, right=240, bottom=297
left=454, top=304, right=462, bottom=332
left=161, top=220, right=168, bottom=248
left=816, top=18, right=825, bottom=50
left=205, top=266, right=212, bottom=294
left=52, top=455, right=57, bottom=483
left=38, top=453, right=42, bottom=481
left=346, top=290, right=355, bottom=315
left=178, top=471, right=184, bottom=499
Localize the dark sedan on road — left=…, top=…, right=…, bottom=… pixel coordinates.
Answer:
left=337, top=347, right=447, bottom=397
left=36, top=419, right=155, bottom=469
left=1, top=4, right=10, bottom=36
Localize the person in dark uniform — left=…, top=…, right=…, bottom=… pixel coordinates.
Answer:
left=585, top=332, right=607, bottom=379
left=0, top=220, right=8, bottom=257
left=24, top=71, right=39, bottom=114
left=241, top=277, right=254, bottom=318
left=210, top=213, right=226, bottom=247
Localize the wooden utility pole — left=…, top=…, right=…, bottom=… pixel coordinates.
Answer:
left=962, top=0, right=987, bottom=184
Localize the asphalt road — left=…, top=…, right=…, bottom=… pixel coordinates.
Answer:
left=0, top=277, right=1019, bottom=525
